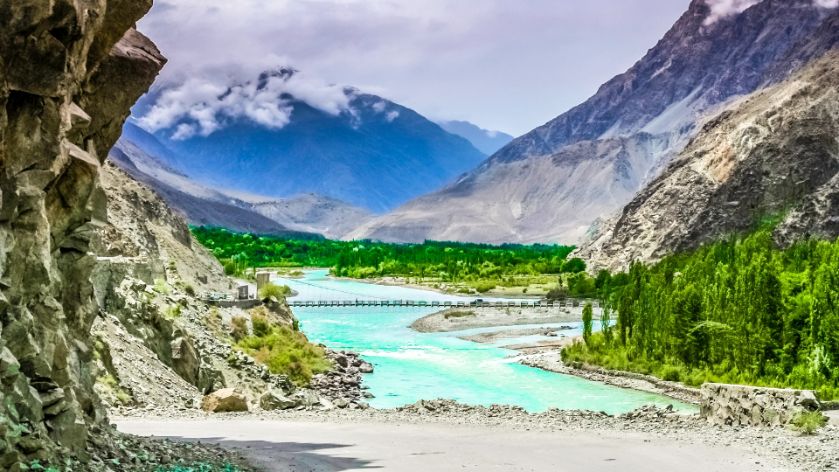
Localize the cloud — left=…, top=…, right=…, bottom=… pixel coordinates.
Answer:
left=138, top=0, right=690, bottom=135
left=138, top=69, right=350, bottom=139
left=814, top=0, right=839, bottom=8
left=703, top=0, right=764, bottom=26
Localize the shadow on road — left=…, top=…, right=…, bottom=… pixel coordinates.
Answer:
left=168, top=436, right=381, bottom=471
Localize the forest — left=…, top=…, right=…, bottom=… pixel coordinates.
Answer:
left=191, top=226, right=580, bottom=283
left=563, top=230, right=839, bottom=399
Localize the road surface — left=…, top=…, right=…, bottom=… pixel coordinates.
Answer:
left=116, top=418, right=778, bottom=472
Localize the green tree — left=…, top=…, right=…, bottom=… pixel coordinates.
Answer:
left=582, top=302, right=593, bottom=345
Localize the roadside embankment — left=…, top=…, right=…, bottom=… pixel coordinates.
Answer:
left=116, top=399, right=839, bottom=472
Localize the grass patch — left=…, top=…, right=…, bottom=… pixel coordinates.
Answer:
left=97, top=374, right=132, bottom=406
left=153, top=278, right=170, bottom=295
left=790, top=411, right=828, bottom=435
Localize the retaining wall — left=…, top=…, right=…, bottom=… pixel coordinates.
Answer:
left=700, top=383, right=821, bottom=427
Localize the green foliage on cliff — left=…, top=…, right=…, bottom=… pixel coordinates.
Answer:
left=236, top=311, right=330, bottom=386
left=191, top=226, right=576, bottom=282
left=563, top=230, right=839, bottom=399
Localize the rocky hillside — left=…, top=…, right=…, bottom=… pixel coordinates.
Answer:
left=0, top=0, right=165, bottom=466
left=111, top=122, right=372, bottom=238
left=577, top=52, right=839, bottom=270
left=92, top=161, right=371, bottom=413
left=132, top=70, right=487, bottom=213
left=352, top=0, right=839, bottom=244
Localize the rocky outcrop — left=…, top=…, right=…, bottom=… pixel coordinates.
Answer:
left=700, top=383, right=821, bottom=427
left=579, top=52, right=839, bottom=270
left=353, top=1, right=839, bottom=244
left=0, top=0, right=163, bottom=466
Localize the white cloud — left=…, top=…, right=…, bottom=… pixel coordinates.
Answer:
left=703, top=0, right=764, bottom=26
left=138, top=0, right=690, bottom=135
left=138, top=70, right=350, bottom=139
left=814, top=0, right=839, bottom=8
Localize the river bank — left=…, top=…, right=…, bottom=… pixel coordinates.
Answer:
left=405, top=301, right=705, bottom=405
left=410, top=305, right=585, bottom=332
left=115, top=399, right=839, bottom=472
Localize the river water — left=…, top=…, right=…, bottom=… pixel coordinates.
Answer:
left=278, top=269, right=692, bottom=413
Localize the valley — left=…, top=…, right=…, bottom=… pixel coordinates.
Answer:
left=3, top=0, right=839, bottom=471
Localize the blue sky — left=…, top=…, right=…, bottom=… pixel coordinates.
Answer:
left=140, top=0, right=690, bottom=136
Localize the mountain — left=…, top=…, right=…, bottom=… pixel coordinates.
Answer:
left=131, top=70, right=487, bottom=213
left=351, top=0, right=839, bottom=244
left=111, top=122, right=371, bottom=238
left=248, top=194, right=373, bottom=239
left=577, top=51, right=839, bottom=270
left=438, top=120, right=514, bottom=155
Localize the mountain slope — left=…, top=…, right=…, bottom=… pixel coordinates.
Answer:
left=133, top=72, right=487, bottom=213
left=438, top=120, right=514, bottom=155
left=577, top=52, right=839, bottom=270
left=111, top=123, right=370, bottom=238
left=353, top=0, right=839, bottom=244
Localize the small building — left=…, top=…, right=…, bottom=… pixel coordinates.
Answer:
left=237, top=284, right=249, bottom=300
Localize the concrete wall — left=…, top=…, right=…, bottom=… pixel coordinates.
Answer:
left=700, top=383, right=821, bottom=427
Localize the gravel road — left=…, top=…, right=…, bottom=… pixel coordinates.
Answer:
left=117, top=416, right=778, bottom=472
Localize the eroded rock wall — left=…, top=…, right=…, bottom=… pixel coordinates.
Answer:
left=700, top=383, right=821, bottom=427
left=0, top=1, right=163, bottom=465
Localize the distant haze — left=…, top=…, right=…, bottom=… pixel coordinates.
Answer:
left=139, top=0, right=690, bottom=136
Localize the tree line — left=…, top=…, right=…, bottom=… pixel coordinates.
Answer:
left=191, top=226, right=580, bottom=282
left=563, top=230, right=839, bottom=399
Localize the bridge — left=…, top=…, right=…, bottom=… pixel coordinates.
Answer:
left=288, top=299, right=599, bottom=308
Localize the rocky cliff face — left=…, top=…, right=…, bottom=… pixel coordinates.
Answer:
left=578, top=53, right=839, bottom=270
left=353, top=1, right=839, bottom=244
left=0, top=1, right=163, bottom=465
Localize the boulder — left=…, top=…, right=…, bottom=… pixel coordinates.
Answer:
left=170, top=336, right=200, bottom=385
left=358, top=361, right=374, bottom=374
left=201, top=388, right=249, bottom=413
left=290, top=389, right=320, bottom=408
left=259, top=390, right=297, bottom=411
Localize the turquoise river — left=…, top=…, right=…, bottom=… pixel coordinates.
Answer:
left=278, top=269, right=694, bottom=414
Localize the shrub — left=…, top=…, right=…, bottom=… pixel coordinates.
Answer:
left=184, top=284, right=196, bottom=297
left=259, top=283, right=291, bottom=300
left=230, top=316, right=249, bottom=342
left=546, top=286, right=569, bottom=300
left=165, top=304, right=182, bottom=319
left=660, top=364, right=684, bottom=382
left=153, top=279, right=170, bottom=295
left=473, top=281, right=497, bottom=293
left=236, top=325, right=331, bottom=385
left=790, top=411, right=828, bottom=435
left=251, top=311, right=271, bottom=337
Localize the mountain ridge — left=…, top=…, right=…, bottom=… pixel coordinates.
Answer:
left=131, top=72, right=488, bottom=213
left=352, top=0, right=839, bottom=244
